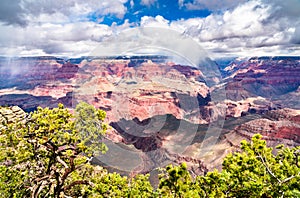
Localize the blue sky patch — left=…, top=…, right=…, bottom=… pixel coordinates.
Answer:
left=91, top=0, right=212, bottom=26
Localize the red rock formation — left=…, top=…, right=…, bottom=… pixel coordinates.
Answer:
left=1, top=56, right=300, bottom=175
left=223, top=57, right=300, bottom=100
left=71, top=58, right=211, bottom=123
left=223, top=108, right=300, bottom=148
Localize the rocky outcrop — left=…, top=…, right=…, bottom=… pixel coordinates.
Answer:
left=0, top=57, right=212, bottom=124
left=224, top=97, right=276, bottom=118
left=0, top=106, right=26, bottom=129
left=0, top=57, right=79, bottom=111
left=222, top=108, right=300, bottom=150
left=1, top=56, right=300, bottom=176
left=106, top=114, right=210, bottom=175
left=221, top=56, right=300, bottom=101
left=106, top=107, right=298, bottom=175
left=78, top=58, right=211, bottom=123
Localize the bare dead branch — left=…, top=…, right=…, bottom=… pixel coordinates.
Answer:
left=57, top=156, right=69, bottom=169
left=281, top=172, right=300, bottom=184
left=257, top=154, right=281, bottom=183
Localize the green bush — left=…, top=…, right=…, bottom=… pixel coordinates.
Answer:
left=0, top=103, right=299, bottom=197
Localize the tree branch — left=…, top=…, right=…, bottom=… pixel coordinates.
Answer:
left=31, top=180, right=48, bottom=198
left=34, top=175, right=50, bottom=182
left=35, top=180, right=47, bottom=198
left=57, top=145, right=76, bottom=153
left=257, top=154, right=281, bottom=183
left=57, top=156, right=69, bottom=169
left=281, top=172, right=300, bottom=184
left=63, top=180, right=94, bottom=192
left=60, top=156, right=75, bottom=192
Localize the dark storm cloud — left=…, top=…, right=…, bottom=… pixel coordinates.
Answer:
left=267, top=0, right=300, bottom=19
left=0, top=0, right=26, bottom=26
left=291, top=27, right=300, bottom=44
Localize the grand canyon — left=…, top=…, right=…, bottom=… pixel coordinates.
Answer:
left=0, top=55, right=299, bottom=176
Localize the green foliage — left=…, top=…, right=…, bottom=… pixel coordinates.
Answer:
left=196, top=170, right=230, bottom=197
left=75, top=102, right=108, bottom=156
left=0, top=102, right=299, bottom=198
left=128, top=174, right=154, bottom=197
left=158, top=163, right=200, bottom=197
left=222, top=134, right=300, bottom=197
left=0, top=102, right=108, bottom=197
left=156, top=134, right=299, bottom=198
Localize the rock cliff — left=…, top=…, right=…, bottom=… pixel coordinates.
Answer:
left=0, top=106, right=26, bottom=129
left=0, top=56, right=299, bottom=175
left=220, top=56, right=300, bottom=101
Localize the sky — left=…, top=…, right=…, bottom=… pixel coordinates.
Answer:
left=0, top=0, right=299, bottom=58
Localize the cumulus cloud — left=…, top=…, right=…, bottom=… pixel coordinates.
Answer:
left=0, top=0, right=130, bottom=56
left=0, top=0, right=299, bottom=57
left=0, top=0, right=26, bottom=26
left=291, top=27, right=300, bottom=44
left=267, top=0, right=300, bottom=19
left=140, top=15, right=170, bottom=27
left=0, top=22, right=114, bottom=56
left=0, top=0, right=128, bottom=25
left=179, top=0, right=248, bottom=11
left=140, top=0, right=300, bottom=57
left=172, top=0, right=300, bottom=57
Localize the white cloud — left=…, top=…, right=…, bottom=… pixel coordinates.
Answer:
left=171, top=0, right=300, bottom=57
left=0, top=0, right=130, bottom=56
left=179, top=0, right=248, bottom=11
left=130, top=0, right=135, bottom=7
left=141, top=15, right=170, bottom=28
left=0, top=0, right=128, bottom=25
left=0, top=22, right=114, bottom=56
left=0, top=0, right=299, bottom=57
left=140, top=0, right=157, bottom=7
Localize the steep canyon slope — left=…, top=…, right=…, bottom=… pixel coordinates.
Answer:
left=0, top=56, right=299, bottom=174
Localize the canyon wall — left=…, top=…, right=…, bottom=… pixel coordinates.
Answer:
left=0, top=56, right=299, bottom=175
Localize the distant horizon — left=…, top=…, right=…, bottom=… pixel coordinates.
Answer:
left=1, top=55, right=300, bottom=60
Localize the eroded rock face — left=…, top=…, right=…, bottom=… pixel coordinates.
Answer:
left=0, top=106, right=26, bottom=129
left=0, top=57, right=213, bottom=124
left=1, top=56, right=300, bottom=176
left=221, top=56, right=300, bottom=101
left=236, top=109, right=300, bottom=145
left=218, top=108, right=300, bottom=158
left=73, top=59, right=211, bottom=124
left=104, top=114, right=209, bottom=175
left=0, top=57, right=78, bottom=111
